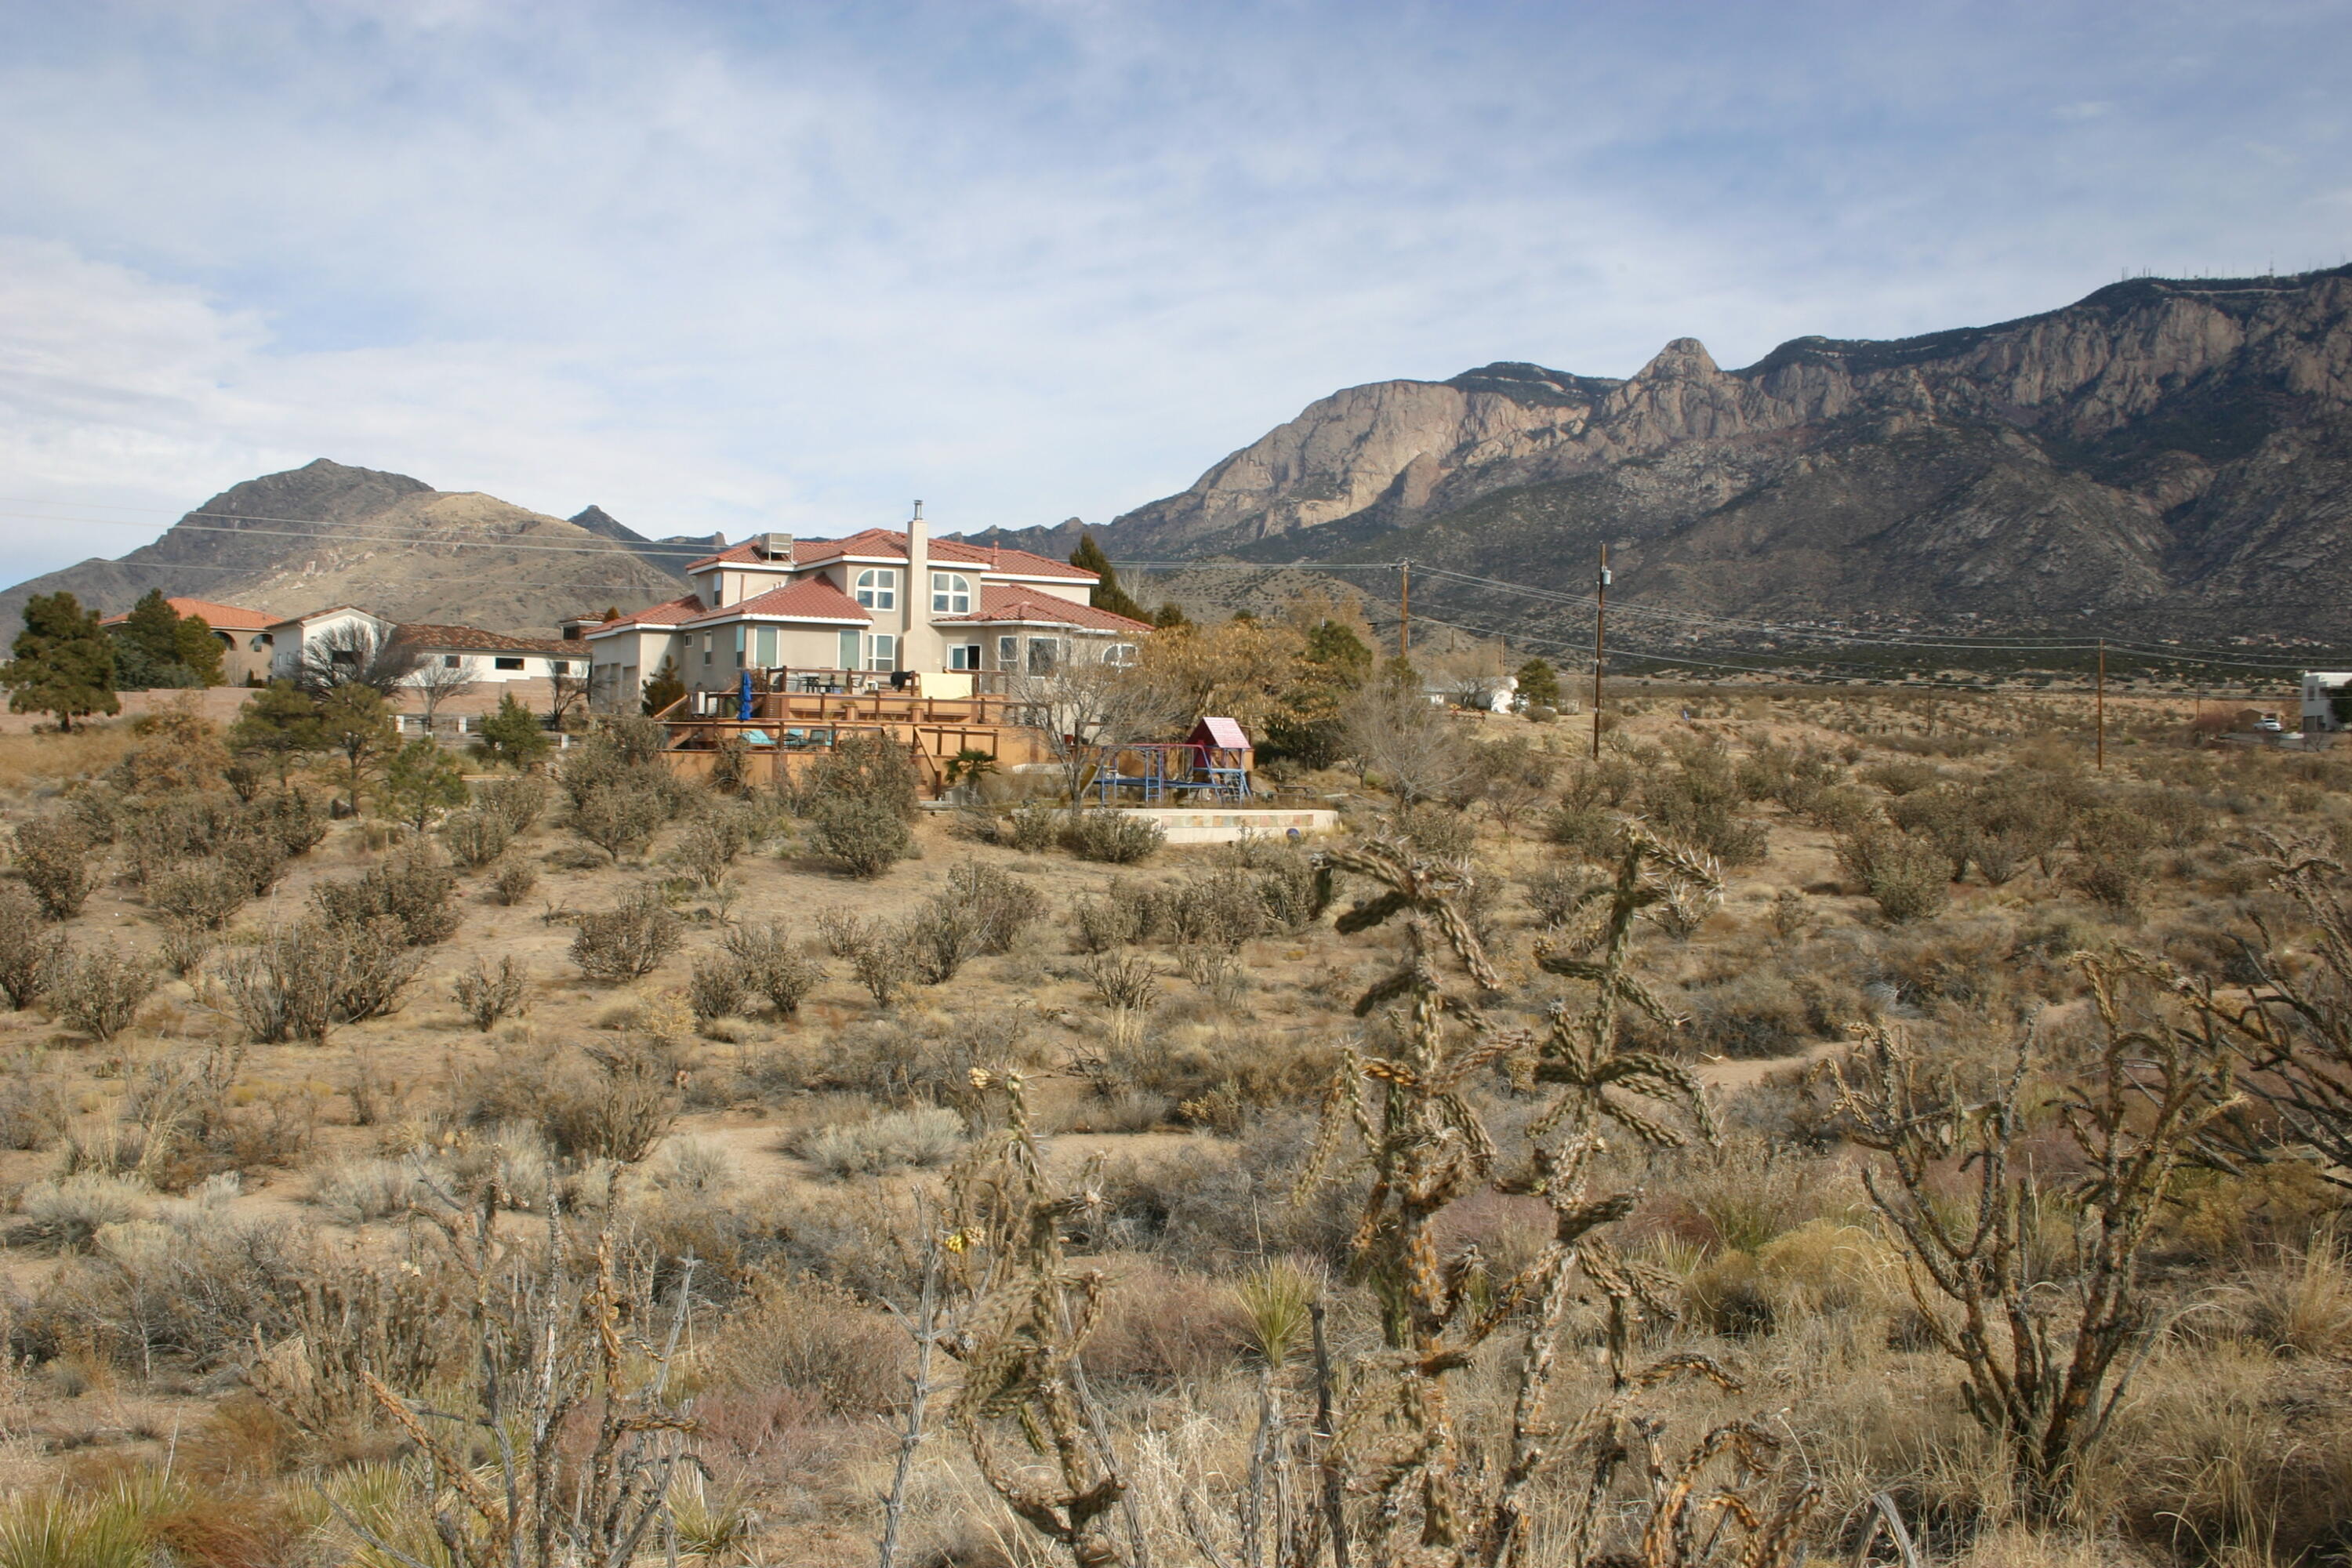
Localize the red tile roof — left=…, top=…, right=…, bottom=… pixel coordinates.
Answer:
left=937, top=585, right=1155, bottom=633
left=99, top=596, right=274, bottom=633
left=393, top=623, right=575, bottom=655
left=584, top=594, right=706, bottom=633
left=684, top=577, right=870, bottom=626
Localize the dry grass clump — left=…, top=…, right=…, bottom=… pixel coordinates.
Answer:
left=798, top=1105, right=964, bottom=1178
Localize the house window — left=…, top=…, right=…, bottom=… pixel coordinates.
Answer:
left=441, top=654, right=461, bottom=669
left=837, top=628, right=861, bottom=670
left=1026, top=637, right=1059, bottom=676
left=701, top=632, right=713, bottom=666
left=494, top=656, right=524, bottom=671
left=865, top=633, right=897, bottom=671
left=550, top=659, right=571, bottom=676
left=931, top=572, right=971, bottom=614
left=1103, top=642, right=1137, bottom=666
left=753, top=626, right=779, bottom=666
left=329, top=648, right=359, bottom=667
left=996, top=636, right=1018, bottom=669
left=948, top=644, right=983, bottom=671
left=855, top=568, right=898, bottom=611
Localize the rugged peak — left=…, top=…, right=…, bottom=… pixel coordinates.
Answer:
left=1633, top=338, right=1721, bottom=380
left=568, top=504, right=647, bottom=544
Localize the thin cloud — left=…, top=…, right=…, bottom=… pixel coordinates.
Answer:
left=0, top=0, right=2347, bottom=586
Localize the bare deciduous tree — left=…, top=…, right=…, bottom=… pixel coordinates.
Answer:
left=298, top=621, right=419, bottom=697
left=1340, top=679, right=1469, bottom=806
left=1010, top=652, right=1185, bottom=804
left=402, top=651, right=481, bottom=729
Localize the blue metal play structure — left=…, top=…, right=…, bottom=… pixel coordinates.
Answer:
left=1086, top=718, right=1256, bottom=805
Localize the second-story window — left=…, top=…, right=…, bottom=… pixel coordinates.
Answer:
left=855, top=568, right=898, bottom=611
left=494, top=656, right=524, bottom=670
left=931, top=572, right=971, bottom=614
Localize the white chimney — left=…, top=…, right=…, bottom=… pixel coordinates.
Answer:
left=903, top=501, right=927, bottom=668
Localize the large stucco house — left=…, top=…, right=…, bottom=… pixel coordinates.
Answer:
left=584, top=508, right=1152, bottom=713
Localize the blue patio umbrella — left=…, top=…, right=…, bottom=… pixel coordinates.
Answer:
left=739, top=670, right=754, bottom=721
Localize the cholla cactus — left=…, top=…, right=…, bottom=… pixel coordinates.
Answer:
left=1299, top=830, right=1819, bottom=1568
left=942, top=1071, right=1127, bottom=1567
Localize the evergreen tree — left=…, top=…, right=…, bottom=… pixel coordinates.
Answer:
left=229, top=681, right=324, bottom=787
left=1069, top=533, right=1151, bottom=623
left=107, top=590, right=227, bottom=690
left=2, top=593, right=118, bottom=731
left=474, top=692, right=553, bottom=771
left=1153, top=601, right=1192, bottom=630
left=382, top=738, right=469, bottom=830
left=641, top=656, right=685, bottom=716
left=1304, top=619, right=1374, bottom=682
left=1515, top=657, right=1561, bottom=711
left=314, top=684, right=398, bottom=815
left=173, top=613, right=226, bottom=687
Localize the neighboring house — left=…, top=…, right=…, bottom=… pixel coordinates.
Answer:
left=263, top=605, right=394, bottom=684
left=98, top=596, right=276, bottom=685
left=584, top=506, right=1152, bottom=713
left=2302, top=671, right=2352, bottom=732
left=261, top=605, right=588, bottom=725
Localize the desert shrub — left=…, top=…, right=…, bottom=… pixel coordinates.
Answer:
left=808, top=793, right=913, bottom=877
left=1001, top=802, right=1062, bottom=854
left=1249, top=844, right=1322, bottom=931
left=216, top=918, right=426, bottom=1044
left=568, top=777, right=670, bottom=862
left=0, top=1051, right=68, bottom=1149
left=249, top=787, right=330, bottom=857
left=687, top=951, right=748, bottom=1022
left=312, top=1154, right=429, bottom=1225
left=1071, top=889, right=1142, bottom=953
left=673, top=800, right=761, bottom=890
left=16, top=1171, right=153, bottom=1249
left=438, top=808, right=510, bottom=869
left=940, top=858, right=1046, bottom=953
left=1063, top=809, right=1164, bottom=864
left=12, top=818, right=95, bottom=920
left=147, top=862, right=249, bottom=931
left=1860, top=760, right=1940, bottom=796
left=1082, top=1263, right=1246, bottom=1388
left=1085, top=950, right=1160, bottom=1011
left=2067, top=805, right=2158, bottom=913
left=1644, top=755, right=1769, bottom=865
left=463, top=1038, right=679, bottom=1164
left=1682, top=971, right=1817, bottom=1060
left=1544, top=802, right=1619, bottom=861
left=45, top=941, right=156, bottom=1040
left=488, top=856, right=539, bottom=906
left=843, top=927, right=903, bottom=1007
left=904, top=897, right=983, bottom=985
left=1523, top=864, right=1599, bottom=930
left=1835, top=826, right=1951, bottom=923
left=800, top=1105, right=964, bottom=1178
left=451, top=956, right=527, bottom=1032
left=570, top=884, right=684, bottom=980
left=312, top=848, right=460, bottom=946
left=0, top=883, right=56, bottom=1008
left=710, top=1273, right=904, bottom=1415
left=721, top=922, right=822, bottom=1018
left=803, top=731, right=920, bottom=818
left=473, top=775, right=550, bottom=836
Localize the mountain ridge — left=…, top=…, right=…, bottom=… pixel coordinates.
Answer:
left=0, top=460, right=693, bottom=637
left=1079, top=264, right=2352, bottom=642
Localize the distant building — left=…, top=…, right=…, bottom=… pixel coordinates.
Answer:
left=99, top=595, right=275, bottom=685
left=583, top=506, right=1151, bottom=714
left=2302, top=671, right=2352, bottom=732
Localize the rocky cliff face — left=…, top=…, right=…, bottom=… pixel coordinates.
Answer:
left=0, top=460, right=692, bottom=637
left=1109, top=265, right=2352, bottom=637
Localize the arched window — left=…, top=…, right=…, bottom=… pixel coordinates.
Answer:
left=855, top=568, right=897, bottom=611
left=931, top=572, right=971, bottom=614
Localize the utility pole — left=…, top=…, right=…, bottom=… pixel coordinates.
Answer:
left=2096, top=638, right=2106, bottom=770
left=1592, top=543, right=1609, bottom=761
left=1398, top=560, right=1411, bottom=661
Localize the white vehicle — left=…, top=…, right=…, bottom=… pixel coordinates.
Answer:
left=2256, top=715, right=2285, bottom=734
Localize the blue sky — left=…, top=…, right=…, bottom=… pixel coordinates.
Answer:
left=2, top=0, right=2347, bottom=585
